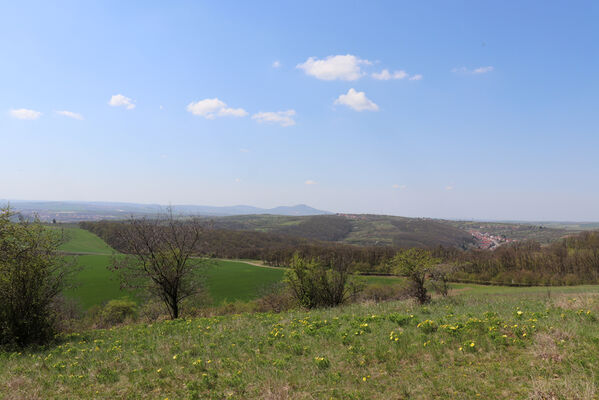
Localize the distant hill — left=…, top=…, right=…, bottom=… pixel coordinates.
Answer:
left=209, top=214, right=477, bottom=248
left=1, top=200, right=331, bottom=221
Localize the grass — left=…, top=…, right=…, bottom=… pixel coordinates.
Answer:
left=65, top=255, right=288, bottom=309
left=205, top=261, right=284, bottom=304
left=57, top=227, right=115, bottom=255
left=64, top=255, right=126, bottom=309
left=2, top=289, right=599, bottom=399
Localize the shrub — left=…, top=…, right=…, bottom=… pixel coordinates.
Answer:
left=255, top=282, right=297, bottom=313
left=389, top=248, right=440, bottom=304
left=101, top=298, right=137, bottom=325
left=0, top=207, right=75, bottom=347
left=285, top=254, right=363, bottom=308
left=360, top=283, right=409, bottom=303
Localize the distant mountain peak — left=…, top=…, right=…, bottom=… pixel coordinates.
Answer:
left=4, top=200, right=332, bottom=221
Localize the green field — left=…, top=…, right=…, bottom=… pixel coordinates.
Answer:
left=66, top=255, right=288, bottom=309
left=57, top=228, right=285, bottom=308
left=57, top=227, right=115, bottom=254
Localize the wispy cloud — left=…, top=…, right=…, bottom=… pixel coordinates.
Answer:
left=10, top=108, right=42, bottom=120
left=55, top=110, right=83, bottom=120
left=272, top=60, right=281, bottom=68
left=305, top=180, right=317, bottom=185
left=297, top=54, right=371, bottom=81
left=186, top=98, right=248, bottom=119
left=445, top=185, right=454, bottom=191
left=108, top=94, right=135, bottom=110
left=372, top=69, right=408, bottom=80
left=252, top=110, right=296, bottom=127
left=409, top=74, right=423, bottom=81
left=392, top=184, right=407, bottom=190
left=452, top=66, right=494, bottom=75
left=334, top=88, right=378, bottom=112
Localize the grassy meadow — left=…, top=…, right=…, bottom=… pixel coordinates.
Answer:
left=3, top=289, right=599, bottom=399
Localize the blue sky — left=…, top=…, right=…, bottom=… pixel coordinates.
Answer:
left=1, top=1, right=598, bottom=220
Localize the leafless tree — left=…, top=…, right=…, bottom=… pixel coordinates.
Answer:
left=111, top=209, right=209, bottom=319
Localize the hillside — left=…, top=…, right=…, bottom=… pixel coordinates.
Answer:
left=209, top=214, right=477, bottom=248
left=3, top=288, right=599, bottom=399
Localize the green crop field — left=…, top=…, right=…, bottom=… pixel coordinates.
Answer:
left=65, top=255, right=288, bottom=309
left=58, top=228, right=285, bottom=308
left=57, top=227, right=115, bottom=254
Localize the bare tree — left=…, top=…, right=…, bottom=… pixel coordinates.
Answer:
left=111, top=209, right=209, bottom=319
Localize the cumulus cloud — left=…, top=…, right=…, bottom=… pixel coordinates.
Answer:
left=297, top=54, right=371, bottom=81
left=10, top=108, right=42, bottom=120
left=305, top=180, right=317, bottom=185
left=252, top=110, right=296, bottom=127
left=272, top=60, right=281, bottom=68
left=334, top=88, right=378, bottom=112
left=55, top=110, right=83, bottom=120
left=186, top=98, right=248, bottom=119
left=108, top=94, right=135, bottom=110
left=452, top=66, right=494, bottom=75
left=372, top=69, right=409, bottom=80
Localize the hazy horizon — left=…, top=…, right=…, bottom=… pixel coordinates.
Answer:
left=2, top=1, right=598, bottom=221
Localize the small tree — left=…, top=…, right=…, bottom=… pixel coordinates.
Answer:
left=111, top=210, right=209, bottom=319
left=0, top=207, right=74, bottom=347
left=391, top=248, right=440, bottom=304
left=285, top=254, right=362, bottom=308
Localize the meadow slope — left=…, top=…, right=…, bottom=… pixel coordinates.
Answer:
left=2, top=289, right=599, bottom=399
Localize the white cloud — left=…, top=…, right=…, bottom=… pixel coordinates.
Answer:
left=239, top=148, right=250, bottom=153
left=473, top=66, right=494, bottom=74
left=252, top=110, right=296, bottom=127
left=272, top=60, right=281, bottom=68
left=305, top=180, right=317, bottom=185
left=409, top=74, right=423, bottom=81
left=452, top=66, right=494, bottom=75
left=445, top=185, right=454, bottom=191
left=55, top=110, right=83, bottom=120
left=235, top=178, right=241, bottom=183
left=186, top=98, right=248, bottom=119
left=334, top=88, right=378, bottom=112
left=372, top=69, right=408, bottom=80
left=10, top=108, right=42, bottom=120
left=392, top=184, right=407, bottom=190
left=108, top=94, right=135, bottom=110
left=297, top=54, right=371, bottom=81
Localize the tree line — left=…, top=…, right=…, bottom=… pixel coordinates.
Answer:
left=82, top=220, right=599, bottom=286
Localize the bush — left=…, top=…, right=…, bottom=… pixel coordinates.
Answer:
left=0, top=208, right=75, bottom=348
left=285, top=254, right=363, bottom=308
left=101, top=298, right=137, bottom=325
left=360, top=283, right=409, bottom=303
left=255, top=282, right=297, bottom=313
